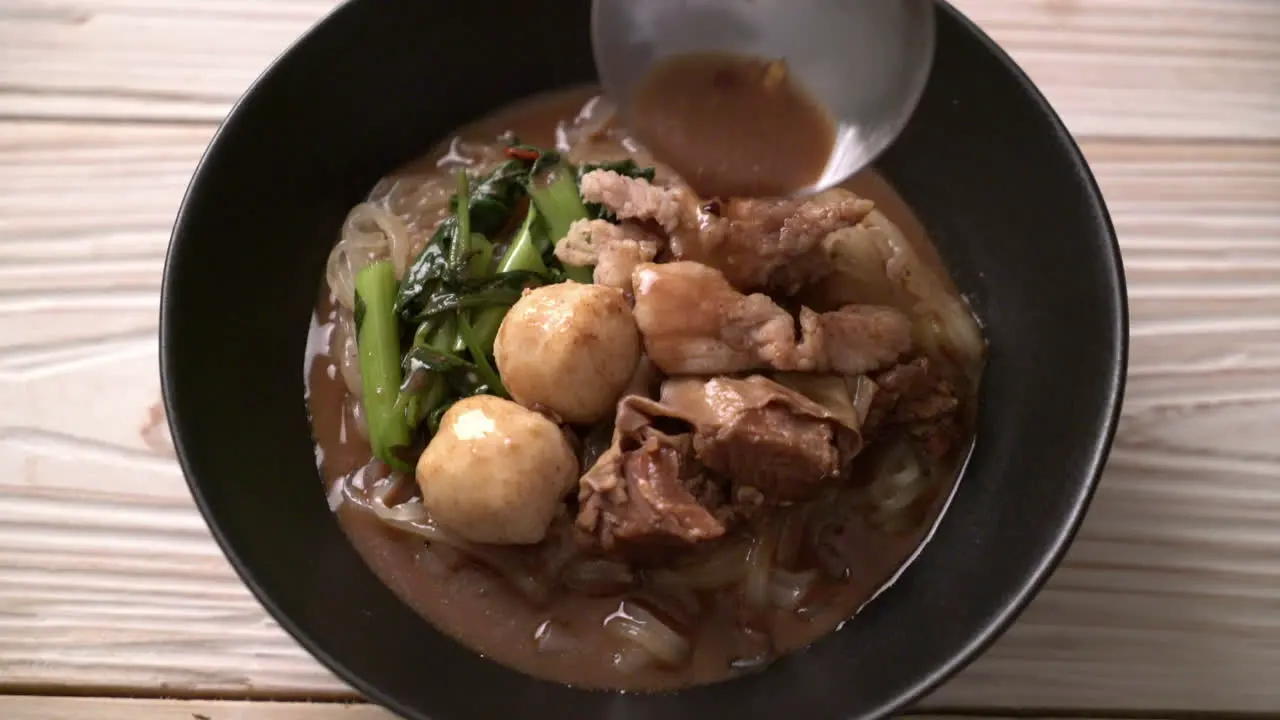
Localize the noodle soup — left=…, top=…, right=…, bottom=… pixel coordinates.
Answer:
left=305, top=87, right=984, bottom=690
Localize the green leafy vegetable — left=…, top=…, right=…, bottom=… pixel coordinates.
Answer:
left=427, top=400, right=456, bottom=436
left=377, top=142, right=660, bottom=446
left=528, top=164, right=593, bottom=283
left=397, top=317, right=464, bottom=428
left=466, top=207, right=549, bottom=353
left=467, top=233, right=494, bottom=278
left=498, top=203, right=550, bottom=276
left=396, top=230, right=451, bottom=319
left=398, top=155, right=538, bottom=318
left=353, top=260, right=411, bottom=470
left=450, top=171, right=472, bottom=270
left=577, top=158, right=656, bottom=183
left=458, top=161, right=531, bottom=234
left=411, top=270, right=547, bottom=320
left=457, top=313, right=507, bottom=398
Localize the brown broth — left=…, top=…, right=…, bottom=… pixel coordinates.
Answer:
left=306, top=87, right=972, bottom=691
left=630, top=53, right=836, bottom=198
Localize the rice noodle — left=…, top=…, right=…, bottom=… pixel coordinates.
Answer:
left=775, top=504, right=809, bottom=569
left=415, top=544, right=454, bottom=577
left=325, top=202, right=413, bottom=309
left=850, top=375, right=878, bottom=425
left=631, top=583, right=701, bottom=627
left=728, top=627, right=773, bottom=673
left=812, top=526, right=851, bottom=580
left=743, top=522, right=783, bottom=613
left=804, top=494, right=852, bottom=580
left=768, top=568, right=819, bottom=611
left=869, top=440, right=929, bottom=531
left=612, top=645, right=656, bottom=675
left=345, top=394, right=369, bottom=441
left=534, top=620, right=579, bottom=655
left=331, top=309, right=362, bottom=398
left=537, top=522, right=580, bottom=580
left=429, top=542, right=464, bottom=570
left=344, top=471, right=550, bottom=604
left=603, top=600, right=690, bottom=667
left=649, top=539, right=750, bottom=590
left=561, top=558, right=635, bottom=596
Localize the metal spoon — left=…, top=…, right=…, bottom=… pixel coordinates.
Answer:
left=591, top=0, right=935, bottom=196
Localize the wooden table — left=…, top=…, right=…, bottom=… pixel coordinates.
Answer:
left=2, top=1, right=1277, bottom=718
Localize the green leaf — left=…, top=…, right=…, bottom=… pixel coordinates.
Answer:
left=457, top=313, right=507, bottom=398
left=406, top=270, right=546, bottom=323
left=395, top=225, right=452, bottom=317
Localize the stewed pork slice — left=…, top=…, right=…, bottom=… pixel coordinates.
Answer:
left=579, top=170, right=874, bottom=293
left=631, top=260, right=795, bottom=374
left=577, top=397, right=726, bottom=560
left=631, top=261, right=913, bottom=376
left=578, top=169, right=689, bottom=233
left=660, top=376, right=863, bottom=503
left=688, top=191, right=875, bottom=294
left=555, top=219, right=664, bottom=293
left=809, top=304, right=920, bottom=375
left=805, top=209, right=987, bottom=379
left=575, top=372, right=872, bottom=558
left=864, top=357, right=964, bottom=463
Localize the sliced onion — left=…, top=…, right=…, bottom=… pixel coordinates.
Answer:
left=603, top=601, right=690, bottom=667
left=344, top=473, right=550, bottom=604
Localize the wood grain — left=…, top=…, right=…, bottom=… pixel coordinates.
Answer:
left=1, top=0, right=1278, bottom=138
left=2, top=0, right=1279, bottom=714
left=2, top=117, right=1278, bottom=709
left=0, top=697, right=1123, bottom=720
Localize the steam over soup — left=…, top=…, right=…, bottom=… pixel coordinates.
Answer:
left=305, top=88, right=985, bottom=691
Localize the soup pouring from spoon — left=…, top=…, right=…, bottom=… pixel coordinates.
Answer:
left=592, top=0, right=935, bottom=199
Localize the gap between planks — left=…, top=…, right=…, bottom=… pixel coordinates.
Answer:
left=0, top=0, right=1277, bottom=138
left=0, top=123, right=1278, bottom=712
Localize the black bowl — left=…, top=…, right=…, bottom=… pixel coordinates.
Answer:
left=161, top=1, right=1126, bottom=718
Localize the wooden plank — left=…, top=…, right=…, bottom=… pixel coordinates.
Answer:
left=2, top=697, right=389, bottom=720
left=0, top=696, right=1123, bottom=720
left=1, top=0, right=1277, bottom=139
left=1, top=116, right=1279, bottom=710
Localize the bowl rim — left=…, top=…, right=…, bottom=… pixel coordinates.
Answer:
left=160, top=0, right=1128, bottom=716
